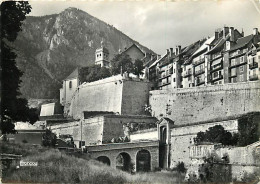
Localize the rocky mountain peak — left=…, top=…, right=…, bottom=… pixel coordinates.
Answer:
left=14, top=8, right=156, bottom=99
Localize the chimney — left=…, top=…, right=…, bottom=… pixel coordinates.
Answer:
left=223, top=26, right=229, bottom=37
left=253, top=28, right=259, bottom=35
left=166, top=49, right=170, bottom=54
left=178, top=45, right=181, bottom=54
left=170, top=48, right=173, bottom=57
left=215, top=31, right=219, bottom=39
left=175, top=47, right=178, bottom=55
left=229, top=27, right=234, bottom=42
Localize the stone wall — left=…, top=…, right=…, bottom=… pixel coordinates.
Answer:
left=121, top=79, right=150, bottom=115
left=49, top=115, right=157, bottom=147
left=150, top=81, right=260, bottom=125
left=170, top=119, right=238, bottom=167
left=103, top=115, right=157, bottom=143
left=67, top=75, right=150, bottom=119
left=49, top=117, right=104, bottom=147
left=130, top=128, right=158, bottom=142
left=68, top=75, right=123, bottom=119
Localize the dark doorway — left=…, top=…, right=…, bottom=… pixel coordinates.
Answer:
left=159, top=126, right=168, bottom=169
left=97, top=156, right=111, bottom=166
left=116, top=152, right=131, bottom=172
left=136, top=149, right=151, bottom=172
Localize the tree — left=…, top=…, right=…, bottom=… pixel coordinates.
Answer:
left=1, top=2, right=38, bottom=134
left=79, top=65, right=111, bottom=83
left=110, top=53, right=134, bottom=75
left=133, top=59, right=144, bottom=77
left=194, top=125, right=237, bottom=146
left=42, top=129, right=57, bottom=147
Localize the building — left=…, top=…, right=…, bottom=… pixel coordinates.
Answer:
left=226, top=28, right=260, bottom=83
left=151, top=27, right=260, bottom=90
left=95, top=41, right=110, bottom=68
left=186, top=37, right=215, bottom=87
left=248, top=39, right=260, bottom=81
left=60, top=67, right=80, bottom=107
left=3, top=122, right=45, bottom=145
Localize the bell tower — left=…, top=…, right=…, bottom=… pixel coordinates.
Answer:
left=95, top=40, right=110, bottom=68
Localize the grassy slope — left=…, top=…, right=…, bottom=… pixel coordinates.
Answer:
left=1, top=142, right=182, bottom=184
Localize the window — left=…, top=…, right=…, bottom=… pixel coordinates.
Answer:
left=240, top=66, right=244, bottom=73
left=188, top=76, right=192, bottom=81
left=174, top=69, right=175, bottom=73
left=79, top=141, right=85, bottom=148
left=231, top=77, right=237, bottom=83
left=213, top=71, right=218, bottom=78
left=240, top=74, right=244, bottom=82
left=69, top=81, right=72, bottom=89
left=97, top=54, right=99, bottom=58
left=240, top=56, right=244, bottom=63
left=231, top=68, right=236, bottom=76
left=173, top=78, right=175, bottom=82
left=219, top=81, right=222, bottom=84
left=231, top=59, right=236, bottom=66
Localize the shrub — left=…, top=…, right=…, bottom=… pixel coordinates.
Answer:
left=176, top=161, right=187, bottom=173
left=22, top=139, right=28, bottom=143
left=194, top=125, right=238, bottom=145
left=42, top=129, right=57, bottom=147
left=237, top=113, right=260, bottom=146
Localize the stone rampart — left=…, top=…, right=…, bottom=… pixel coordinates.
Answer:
left=170, top=119, right=239, bottom=167
left=67, top=75, right=150, bottom=119
left=150, top=81, right=260, bottom=125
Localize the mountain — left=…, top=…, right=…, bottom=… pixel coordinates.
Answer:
left=14, top=7, right=156, bottom=99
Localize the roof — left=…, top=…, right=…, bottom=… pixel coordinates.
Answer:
left=157, top=117, right=175, bottom=124
left=144, top=57, right=157, bottom=68
left=206, top=36, right=228, bottom=54
left=123, top=43, right=145, bottom=55
left=65, top=67, right=79, bottom=80
left=15, top=122, right=42, bottom=130
left=149, top=53, right=167, bottom=68
left=229, top=34, right=254, bottom=52
left=192, top=36, right=215, bottom=57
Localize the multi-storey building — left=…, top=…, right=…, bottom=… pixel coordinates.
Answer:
left=205, top=27, right=244, bottom=85
left=182, top=40, right=207, bottom=88
left=157, top=50, right=173, bottom=90
left=150, top=27, right=260, bottom=90
left=247, top=30, right=260, bottom=82
left=226, top=28, right=260, bottom=83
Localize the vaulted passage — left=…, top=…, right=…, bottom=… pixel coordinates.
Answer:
left=97, top=156, right=110, bottom=166
left=136, top=149, right=151, bottom=172
left=116, top=152, right=131, bottom=172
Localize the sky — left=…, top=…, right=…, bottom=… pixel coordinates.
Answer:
left=29, top=0, right=260, bottom=54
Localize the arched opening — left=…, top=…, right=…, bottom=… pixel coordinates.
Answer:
left=160, top=126, right=167, bottom=144
left=97, top=156, right=110, bottom=166
left=159, top=125, right=168, bottom=169
left=136, top=149, right=151, bottom=172
left=116, top=152, right=131, bottom=172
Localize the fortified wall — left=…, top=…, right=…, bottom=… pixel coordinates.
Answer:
left=149, top=81, right=260, bottom=125
left=170, top=119, right=239, bottom=167
left=67, top=75, right=150, bottom=119
left=49, top=114, right=157, bottom=147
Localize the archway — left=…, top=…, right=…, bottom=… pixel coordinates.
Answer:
left=97, top=156, right=110, bottom=166
left=116, top=152, right=131, bottom=172
left=136, top=149, right=151, bottom=172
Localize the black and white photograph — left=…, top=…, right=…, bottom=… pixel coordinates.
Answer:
left=1, top=0, right=260, bottom=183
